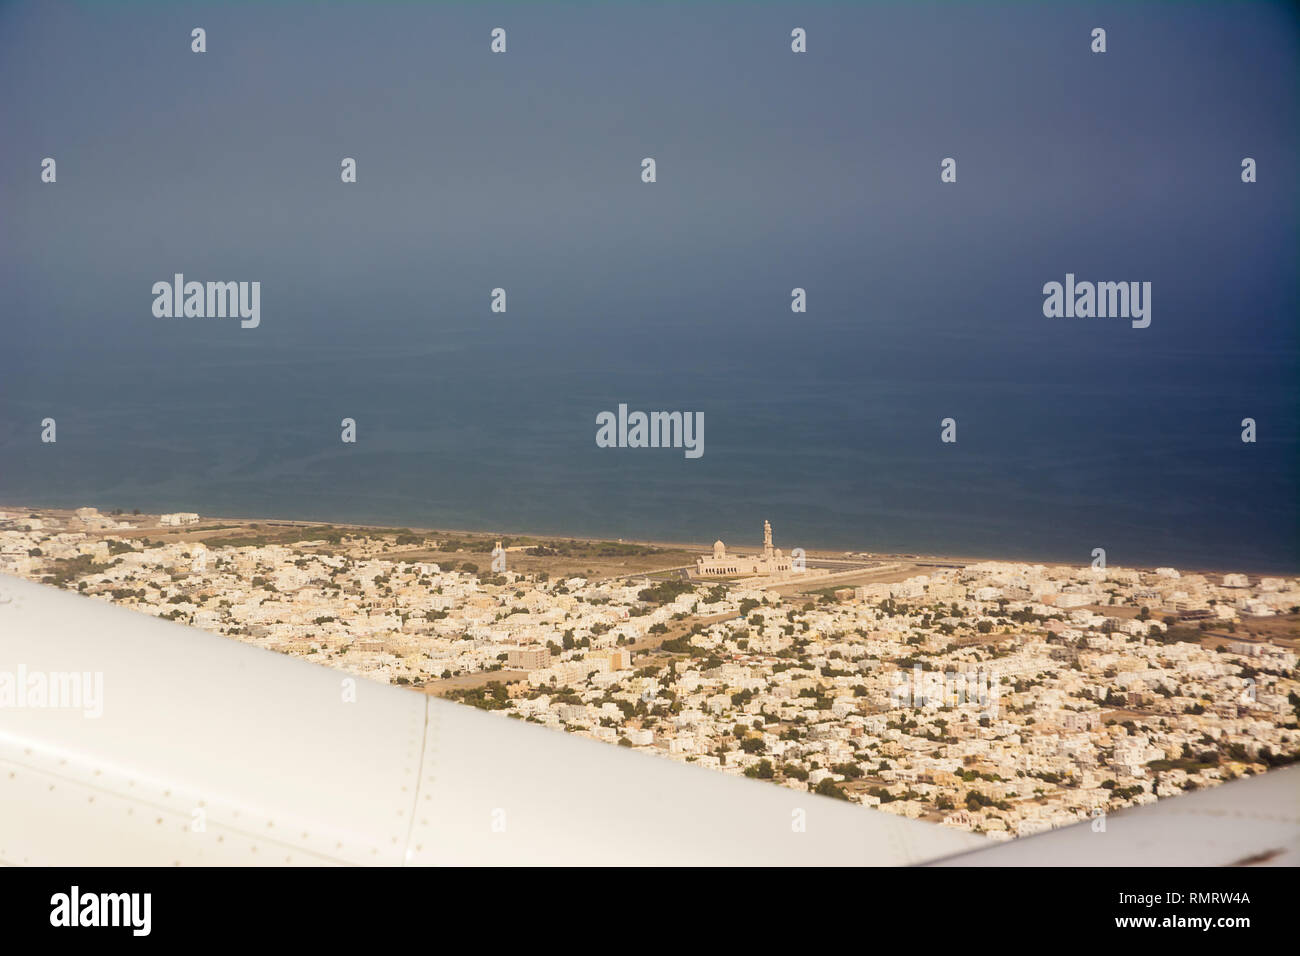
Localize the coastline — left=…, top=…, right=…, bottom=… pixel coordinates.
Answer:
left=3, top=500, right=1295, bottom=580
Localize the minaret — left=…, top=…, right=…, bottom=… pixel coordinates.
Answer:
left=763, top=520, right=773, bottom=559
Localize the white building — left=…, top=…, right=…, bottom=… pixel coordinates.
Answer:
left=160, top=513, right=200, bottom=526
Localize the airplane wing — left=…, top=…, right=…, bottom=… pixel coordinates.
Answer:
left=0, top=573, right=982, bottom=866
left=928, top=762, right=1300, bottom=867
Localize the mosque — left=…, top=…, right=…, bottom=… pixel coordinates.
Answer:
left=694, top=520, right=791, bottom=578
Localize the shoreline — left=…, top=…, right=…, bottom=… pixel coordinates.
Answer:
left=4, top=501, right=1295, bottom=580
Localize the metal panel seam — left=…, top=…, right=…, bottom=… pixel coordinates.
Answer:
left=400, top=696, right=432, bottom=866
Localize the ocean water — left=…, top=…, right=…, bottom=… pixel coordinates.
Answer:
left=0, top=1, right=1296, bottom=572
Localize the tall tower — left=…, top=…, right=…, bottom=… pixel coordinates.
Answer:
left=763, top=520, right=773, bottom=558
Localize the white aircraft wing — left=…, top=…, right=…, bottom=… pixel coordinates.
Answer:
left=0, top=573, right=983, bottom=866
left=928, top=762, right=1300, bottom=867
